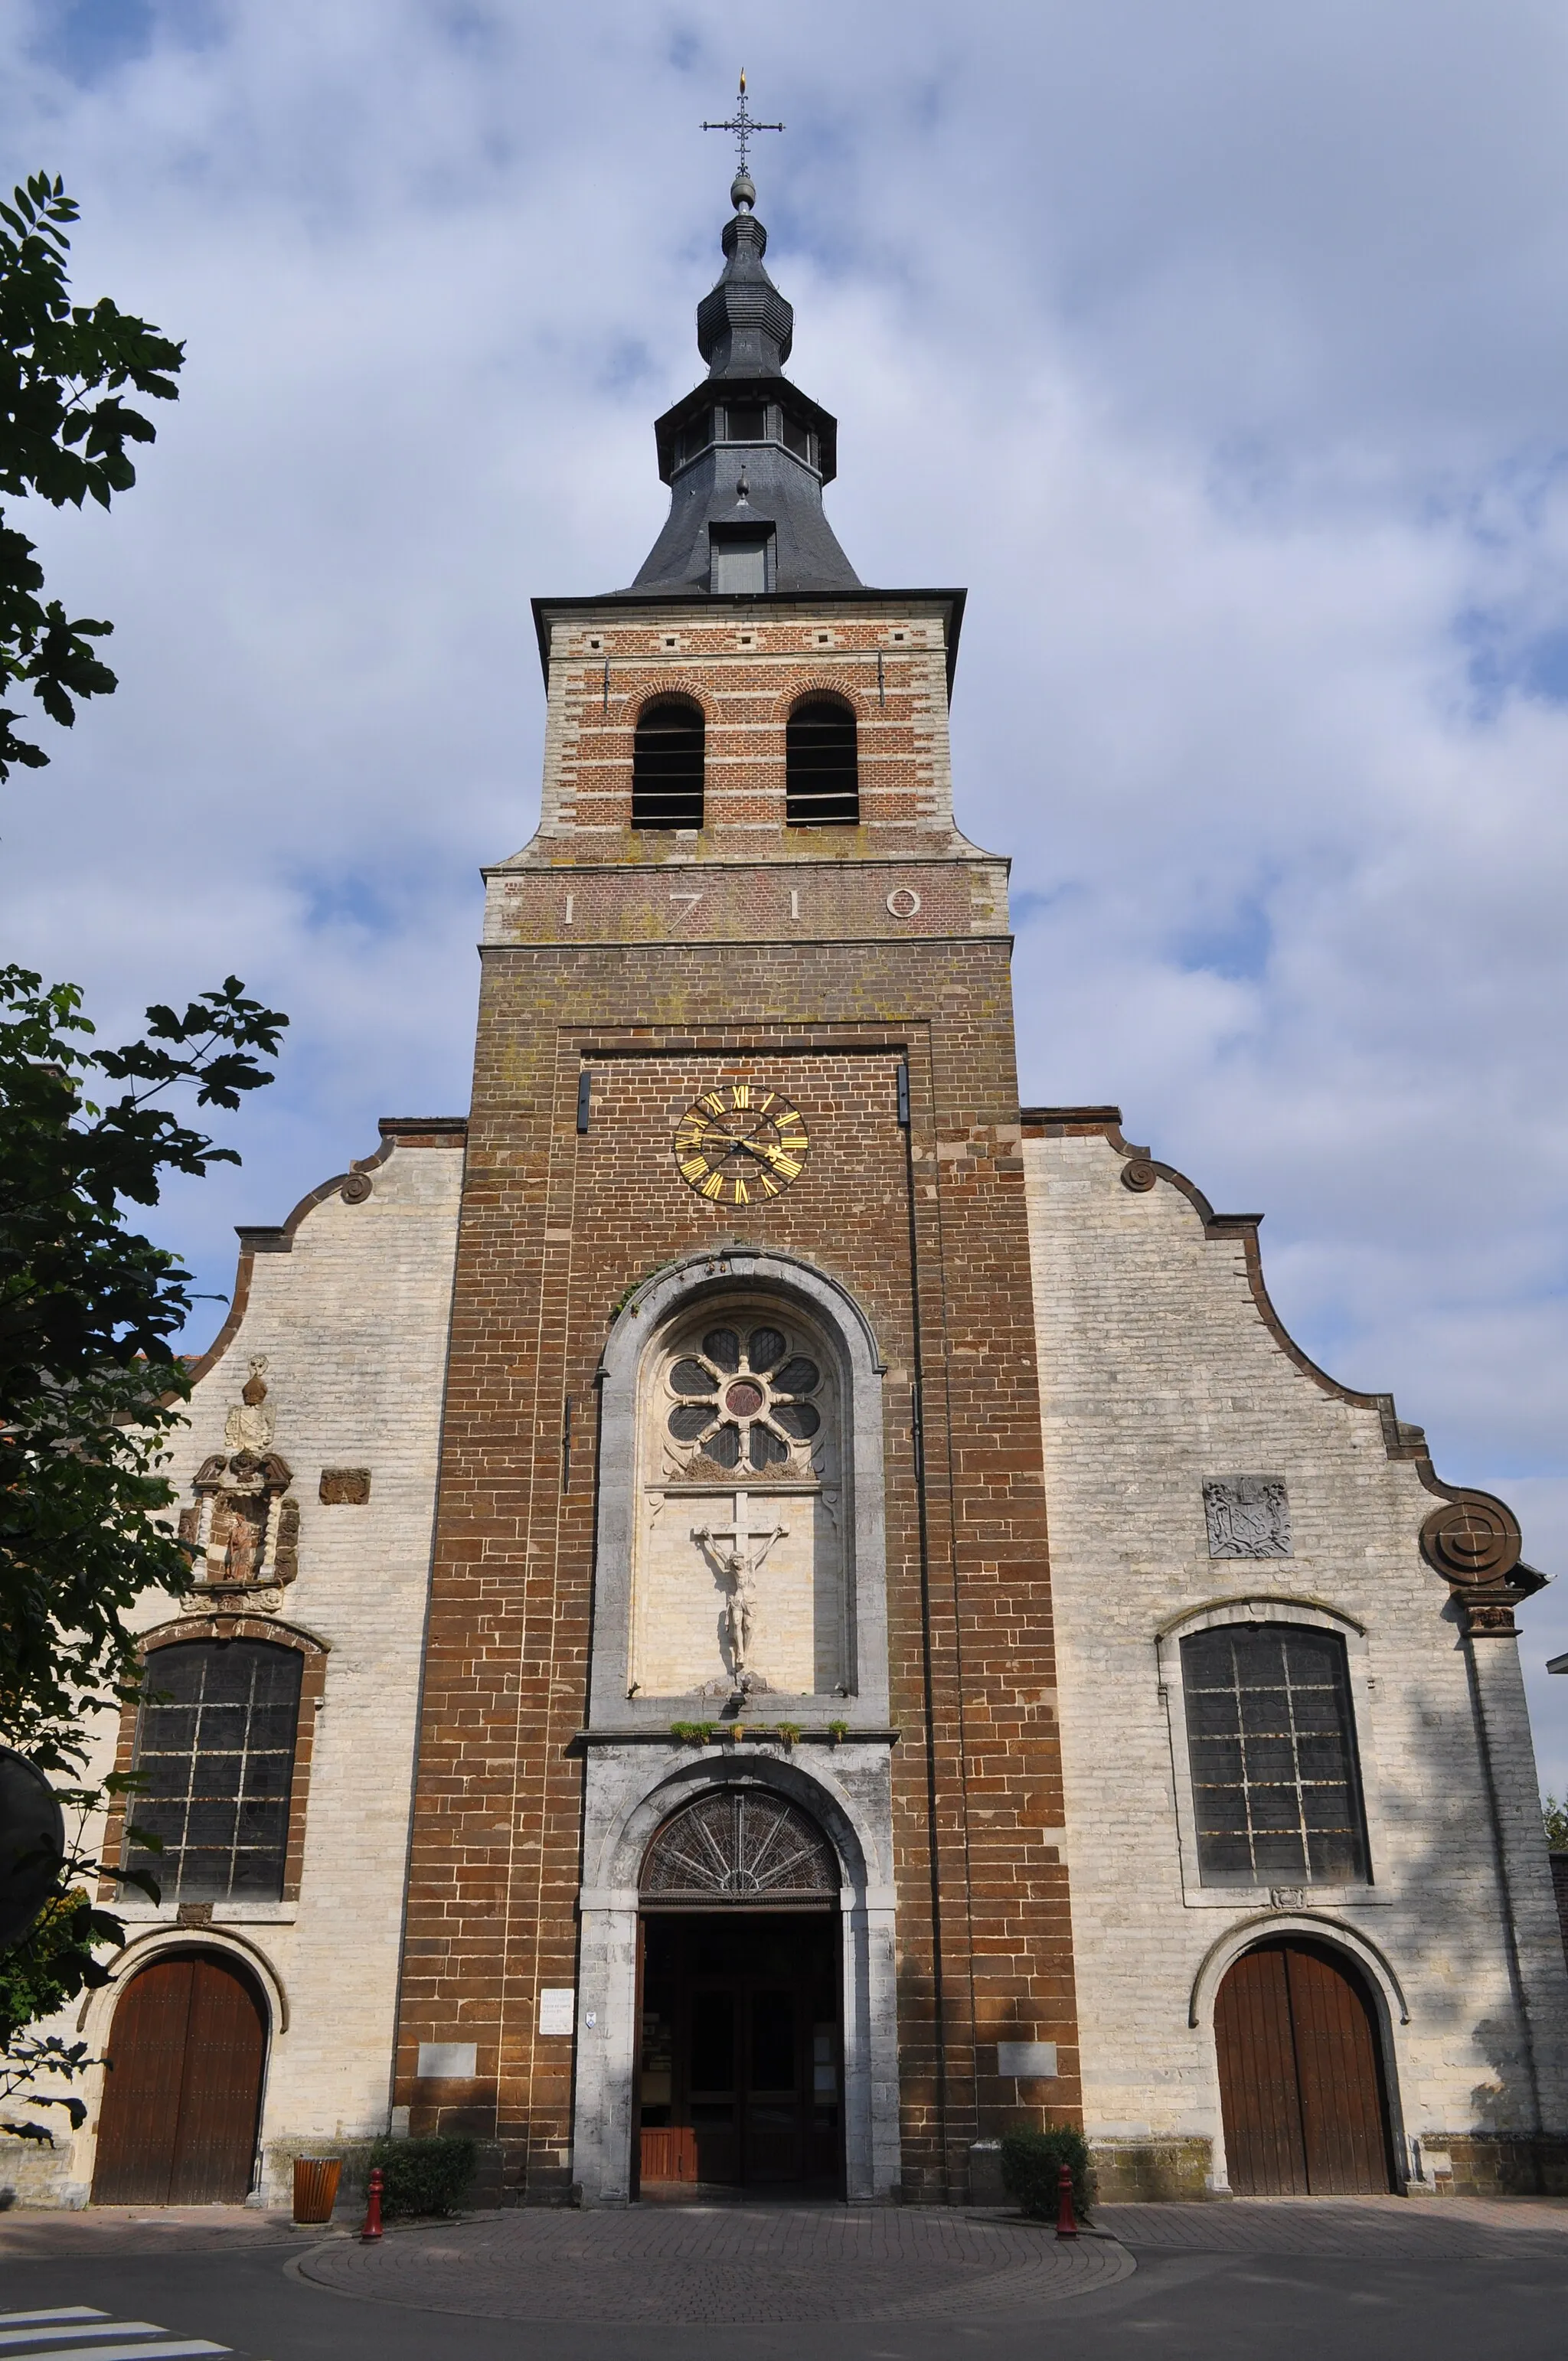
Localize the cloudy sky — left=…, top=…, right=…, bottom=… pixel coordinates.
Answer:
left=4, top=1, right=1567, bottom=1782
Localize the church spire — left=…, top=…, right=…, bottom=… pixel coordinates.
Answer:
left=697, top=73, right=792, bottom=378
left=627, top=80, right=860, bottom=596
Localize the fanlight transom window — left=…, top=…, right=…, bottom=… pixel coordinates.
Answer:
left=641, top=1788, right=838, bottom=1902
left=666, top=1324, right=824, bottom=1474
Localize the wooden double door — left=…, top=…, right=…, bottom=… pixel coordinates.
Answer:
left=1215, top=1938, right=1394, bottom=2194
left=93, top=1949, right=267, bottom=2205
left=638, top=1912, right=841, bottom=2191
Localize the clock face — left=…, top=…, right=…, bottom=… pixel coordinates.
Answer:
left=673, top=1083, right=811, bottom=1206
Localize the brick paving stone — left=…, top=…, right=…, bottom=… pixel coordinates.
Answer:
left=1102, top=2196, right=1568, bottom=2258
left=299, top=2205, right=1133, bottom=2322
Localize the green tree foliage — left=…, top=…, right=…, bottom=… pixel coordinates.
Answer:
left=0, top=968, right=287, bottom=1767
left=0, top=1890, right=107, bottom=2042
left=0, top=169, right=183, bottom=780
left=1544, top=1794, right=1568, bottom=1851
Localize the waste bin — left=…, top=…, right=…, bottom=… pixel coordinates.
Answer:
left=292, top=2155, right=342, bottom=2223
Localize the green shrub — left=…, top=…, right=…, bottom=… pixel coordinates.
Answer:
left=1000, top=2126, right=1094, bottom=2225
left=366, top=2134, right=476, bottom=2219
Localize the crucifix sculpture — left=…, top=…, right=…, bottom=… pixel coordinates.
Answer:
left=693, top=1491, right=789, bottom=1687
left=702, top=69, right=784, bottom=194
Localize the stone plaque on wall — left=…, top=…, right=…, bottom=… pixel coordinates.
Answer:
left=997, top=2040, right=1058, bottom=2079
left=319, top=1467, right=371, bottom=1505
left=1204, top=1477, right=1292, bottom=1559
left=416, top=2040, right=476, bottom=2079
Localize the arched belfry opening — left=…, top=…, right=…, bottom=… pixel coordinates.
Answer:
left=632, top=696, right=705, bottom=830
left=786, top=696, right=859, bottom=826
left=636, top=1787, right=844, bottom=2193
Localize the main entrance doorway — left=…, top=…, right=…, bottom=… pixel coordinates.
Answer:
left=638, top=1912, right=841, bottom=2192
left=1214, top=1938, right=1394, bottom=2195
left=635, top=1785, right=844, bottom=2196
left=92, top=1948, right=267, bottom=2205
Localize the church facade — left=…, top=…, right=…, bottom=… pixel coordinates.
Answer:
left=14, top=162, right=1568, bottom=2211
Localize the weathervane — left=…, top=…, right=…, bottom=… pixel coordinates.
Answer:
left=702, top=68, right=784, bottom=194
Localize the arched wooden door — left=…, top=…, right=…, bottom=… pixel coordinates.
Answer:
left=93, top=1949, right=267, bottom=2204
left=1214, top=1938, right=1394, bottom=2195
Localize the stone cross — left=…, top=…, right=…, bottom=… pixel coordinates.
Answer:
left=692, top=1491, right=789, bottom=1685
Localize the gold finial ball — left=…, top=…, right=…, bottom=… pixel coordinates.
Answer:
left=739, top=67, right=746, bottom=96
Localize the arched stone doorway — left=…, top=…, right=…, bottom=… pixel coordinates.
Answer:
left=92, top=1948, right=267, bottom=2204
left=1214, top=1938, right=1394, bottom=2194
left=636, top=1789, right=843, bottom=2195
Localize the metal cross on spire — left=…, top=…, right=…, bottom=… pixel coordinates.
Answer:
left=702, top=68, right=784, bottom=188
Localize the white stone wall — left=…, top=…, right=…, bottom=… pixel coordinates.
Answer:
left=2, top=1128, right=462, bottom=2208
left=1024, top=1125, right=1568, bottom=2187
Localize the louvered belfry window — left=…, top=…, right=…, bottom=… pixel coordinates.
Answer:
left=1181, top=1624, right=1369, bottom=1888
left=632, top=697, right=705, bottom=830
left=786, top=697, right=859, bottom=826
left=128, top=1641, right=302, bottom=1899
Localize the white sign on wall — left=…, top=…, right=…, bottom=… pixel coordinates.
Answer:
left=538, top=1987, right=575, bottom=2037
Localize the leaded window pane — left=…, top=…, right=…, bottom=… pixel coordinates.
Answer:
left=1181, top=1624, right=1368, bottom=1888
left=128, top=1641, right=302, bottom=1901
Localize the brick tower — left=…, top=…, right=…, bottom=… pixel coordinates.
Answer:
left=392, top=146, right=1082, bottom=2205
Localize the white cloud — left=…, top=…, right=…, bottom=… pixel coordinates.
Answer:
left=2, top=0, right=1566, bottom=1781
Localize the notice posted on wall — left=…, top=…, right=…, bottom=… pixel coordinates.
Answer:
left=538, top=1987, right=575, bottom=2036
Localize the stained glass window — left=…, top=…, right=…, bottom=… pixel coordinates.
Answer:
left=1181, top=1625, right=1368, bottom=1888
left=128, top=1641, right=303, bottom=1900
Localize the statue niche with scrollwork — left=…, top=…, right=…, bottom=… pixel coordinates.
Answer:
left=177, top=1357, right=299, bottom=1614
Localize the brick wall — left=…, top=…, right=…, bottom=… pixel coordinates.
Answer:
left=397, top=593, right=1082, bottom=2200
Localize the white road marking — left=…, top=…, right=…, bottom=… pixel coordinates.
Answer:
left=0, top=2332, right=172, bottom=2351
left=6, top=2344, right=230, bottom=2361
left=0, top=2323, right=109, bottom=2333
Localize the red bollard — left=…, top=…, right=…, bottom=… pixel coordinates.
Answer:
left=361, top=2165, right=384, bottom=2242
left=1055, top=2160, right=1078, bottom=2239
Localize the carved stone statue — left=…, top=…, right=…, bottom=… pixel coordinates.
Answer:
left=693, top=1493, right=788, bottom=1689
left=224, top=1357, right=276, bottom=1455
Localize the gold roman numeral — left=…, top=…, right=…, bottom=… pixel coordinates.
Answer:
left=681, top=1157, right=710, bottom=1180
left=731, top=1083, right=750, bottom=1109
left=700, top=1171, right=725, bottom=1199
left=700, top=1092, right=725, bottom=1115
left=733, top=1178, right=750, bottom=1203
left=769, top=1151, right=803, bottom=1180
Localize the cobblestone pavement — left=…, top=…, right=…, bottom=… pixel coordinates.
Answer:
left=1102, top=2194, right=1568, bottom=2257
left=298, top=2206, right=1134, bottom=2323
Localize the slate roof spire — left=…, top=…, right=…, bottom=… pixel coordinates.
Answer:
left=626, top=86, right=861, bottom=596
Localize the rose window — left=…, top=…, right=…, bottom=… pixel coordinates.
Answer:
left=666, top=1324, right=823, bottom=1471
